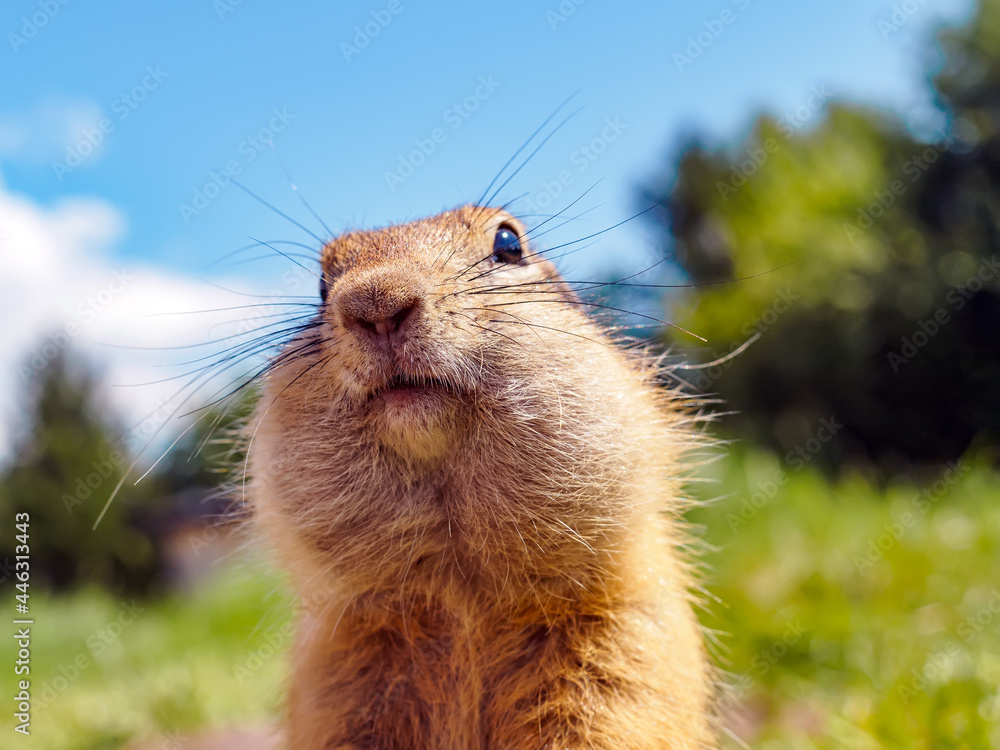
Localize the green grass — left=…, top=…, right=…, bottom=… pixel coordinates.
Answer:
left=690, top=448, right=1000, bottom=749
left=1, top=565, right=293, bottom=749
left=3, top=449, right=999, bottom=749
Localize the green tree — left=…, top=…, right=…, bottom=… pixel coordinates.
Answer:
left=644, top=1, right=1000, bottom=473
left=0, top=347, right=164, bottom=593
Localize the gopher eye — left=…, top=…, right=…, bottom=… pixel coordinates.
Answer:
left=319, top=274, right=329, bottom=303
left=493, top=225, right=523, bottom=265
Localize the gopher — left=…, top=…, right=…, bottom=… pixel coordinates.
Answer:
left=249, top=206, right=716, bottom=748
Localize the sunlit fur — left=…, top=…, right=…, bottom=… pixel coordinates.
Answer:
left=249, top=205, right=717, bottom=748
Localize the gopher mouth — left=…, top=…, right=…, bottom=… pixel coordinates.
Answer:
left=370, top=374, right=461, bottom=400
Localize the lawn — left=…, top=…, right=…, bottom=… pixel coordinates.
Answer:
left=3, top=447, right=999, bottom=749
left=688, top=448, right=1000, bottom=748
left=2, top=563, right=293, bottom=749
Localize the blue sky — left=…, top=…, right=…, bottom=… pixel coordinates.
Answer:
left=0, top=0, right=976, bottom=454
left=2, top=0, right=974, bottom=277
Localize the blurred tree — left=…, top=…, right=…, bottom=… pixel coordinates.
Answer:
left=644, top=0, right=1000, bottom=474
left=936, top=0, right=1000, bottom=145
left=0, top=348, right=165, bottom=593
left=0, top=347, right=257, bottom=595
left=152, top=386, right=257, bottom=527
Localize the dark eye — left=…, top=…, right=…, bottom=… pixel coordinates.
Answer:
left=493, top=225, right=523, bottom=264
left=319, top=274, right=329, bottom=303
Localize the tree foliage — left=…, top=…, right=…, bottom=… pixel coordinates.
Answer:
left=645, top=1, right=1000, bottom=473
left=0, top=347, right=255, bottom=595
left=0, top=350, right=164, bottom=593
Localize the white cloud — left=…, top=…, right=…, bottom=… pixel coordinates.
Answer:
left=0, top=174, right=314, bottom=465
left=0, top=97, right=106, bottom=164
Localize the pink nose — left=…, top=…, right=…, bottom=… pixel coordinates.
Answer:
left=348, top=301, right=418, bottom=351
left=336, top=270, right=424, bottom=353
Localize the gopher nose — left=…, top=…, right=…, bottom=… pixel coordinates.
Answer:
left=352, top=301, right=418, bottom=350
left=337, top=271, right=424, bottom=353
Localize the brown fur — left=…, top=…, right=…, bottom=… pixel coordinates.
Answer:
left=249, top=206, right=716, bottom=748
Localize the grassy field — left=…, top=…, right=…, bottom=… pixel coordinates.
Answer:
left=2, top=565, right=294, bottom=749
left=3, top=448, right=999, bottom=749
left=689, top=449, right=1000, bottom=749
